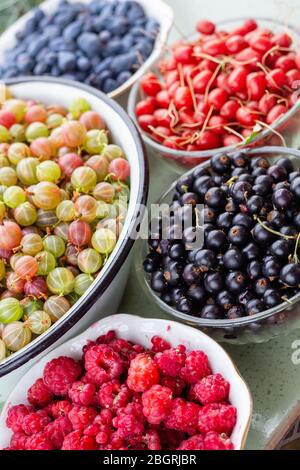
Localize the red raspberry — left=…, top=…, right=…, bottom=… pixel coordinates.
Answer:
left=160, top=376, right=185, bottom=397
left=61, top=430, right=97, bottom=450
left=43, top=356, right=82, bottom=396
left=68, top=381, right=96, bottom=406
left=105, top=431, right=126, bottom=450
left=164, top=398, right=201, bottom=434
left=84, top=344, right=123, bottom=386
left=177, top=434, right=204, bottom=450
left=151, top=335, right=171, bottom=352
left=155, top=345, right=186, bottom=377
left=68, top=404, right=97, bottom=431
left=49, top=400, right=72, bottom=419
left=144, top=430, right=161, bottom=450
left=192, top=373, right=230, bottom=405
left=6, top=404, right=33, bottom=433
left=113, top=403, right=145, bottom=438
left=198, top=403, right=237, bottom=435
left=180, top=350, right=212, bottom=384
left=142, top=384, right=173, bottom=424
left=44, top=417, right=73, bottom=449
left=27, top=378, right=53, bottom=408
left=204, top=431, right=234, bottom=450
left=10, top=432, right=28, bottom=450
left=127, top=353, right=160, bottom=392
left=95, top=426, right=112, bottom=445
left=98, top=379, right=132, bottom=410
left=94, top=408, right=114, bottom=426
left=22, top=410, right=51, bottom=436
left=96, top=330, right=116, bottom=344
left=25, top=432, right=54, bottom=450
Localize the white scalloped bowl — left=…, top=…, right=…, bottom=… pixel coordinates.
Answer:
left=0, top=314, right=252, bottom=450
left=0, top=0, right=174, bottom=101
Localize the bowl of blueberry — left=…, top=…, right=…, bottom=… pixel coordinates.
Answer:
left=0, top=0, right=173, bottom=100
left=138, top=146, right=300, bottom=344
left=128, top=17, right=300, bottom=173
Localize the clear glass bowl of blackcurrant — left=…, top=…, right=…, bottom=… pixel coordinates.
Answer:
left=138, top=146, right=300, bottom=344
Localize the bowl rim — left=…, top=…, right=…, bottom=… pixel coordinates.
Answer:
left=0, top=0, right=174, bottom=99
left=0, top=313, right=253, bottom=450
left=127, top=16, right=300, bottom=159
left=0, top=76, right=149, bottom=377
left=139, top=145, right=300, bottom=328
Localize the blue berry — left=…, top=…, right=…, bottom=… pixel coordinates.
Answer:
left=58, top=51, right=76, bottom=72
left=33, top=62, right=49, bottom=75
left=103, top=78, right=118, bottom=93
left=16, top=54, right=35, bottom=73
left=27, top=37, right=48, bottom=57
left=77, top=32, right=100, bottom=57
left=63, top=21, right=83, bottom=40
left=77, top=56, right=91, bottom=71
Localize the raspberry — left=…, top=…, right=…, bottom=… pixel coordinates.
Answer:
left=25, top=432, right=54, bottom=450
left=164, top=398, right=201, bottom=433
left=151, top=335, right=171, bottom=352
left=68, top=381, right=96, bottom=406
left=198, top=403, right=237, bottom=435
left=180, top=350, right=212, bottom=384
left=6, top=404, right=33, bottom=433
left=155, top=345, right=186, bottom=377
left=84, top=345, right=123, bottom=386
left=22, top=410, right=51, bottom=436
left=192, top=373, right=230, bottom=405
left=94, top=408, right=114, bottom=426
left=98, top=379, right=132, bottom=410
left=177, top=434, right=204, bottom=450
left=68, top=404, right=97, bottom=431
left=113, top=403, right=145, bottom=438
left=127, top=353, right=160, bottom=392
left=142, top=384, right=173, bottom=424
left=106, top=431, right=125, bottom=450
left=95, top=426, right=111, bottom=445
left=27, top=378, right=53, bottom=408
left=43, top=356, right=82, bottom=396
left=44, top=417, right=73, bottom=449
left=204, top=431, right=234, bottom=450
left=160, top=376, right=185, bottom=397
left=10, top=432, right=28, bottom=450
left=49, top=400, right=72, bottom=419
left=61, top=430, right=97, bottom=450
left=144, top=430, right=161, bottom=450
left=96, top=330, right=116, bottom=344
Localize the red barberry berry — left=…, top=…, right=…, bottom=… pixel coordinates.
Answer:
left=127, top=353, right=160, bottom=392
left=180, top=350, right=212, bottom=384
left=43, top=356, right=82, bottom=396
left=204, top=431, right=234, bottom=450
left=142, top=384, right=173, bottom=424
left=84, top=344, right=123, bottom=386
left=192, top=373, right=230, bottom=405
left=27, top=378, right=53, bottom=408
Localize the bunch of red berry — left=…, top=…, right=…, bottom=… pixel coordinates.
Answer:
left=4, top=331, right=236, bottom=450
left=136, top=19, right=300, bottom=152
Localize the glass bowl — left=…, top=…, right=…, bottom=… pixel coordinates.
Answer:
left=128, top=17, right=300, bottom=174
left=135, top=146, right=300, bottom=344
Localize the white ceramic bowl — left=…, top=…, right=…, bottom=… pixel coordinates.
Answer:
left=0, top=0, right=174, bottom=100
left=0, top=314, right=252, bottom=450
left=0, top=78, right=148, bottom=403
